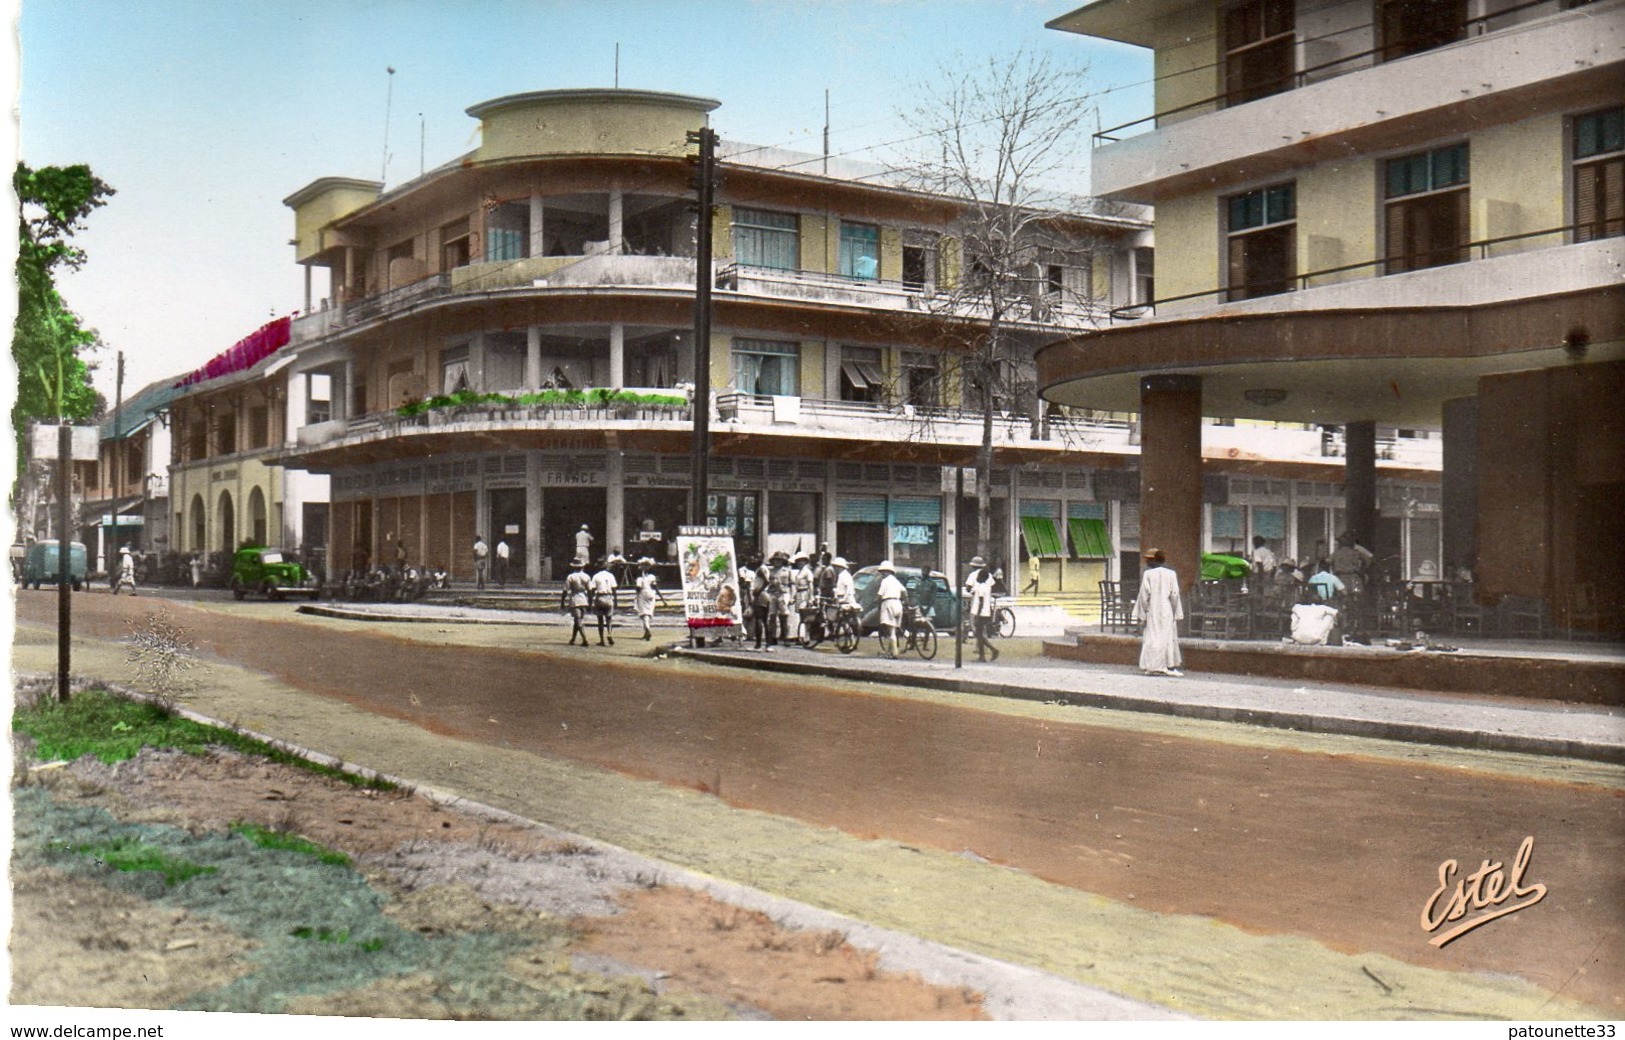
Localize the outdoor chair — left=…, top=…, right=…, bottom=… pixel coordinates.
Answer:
left=1445, top=582, right=1490, bottom=637
left=1098, top=579, right=1139, bottom=634
left=1564, top=584, right=1621, bottom=641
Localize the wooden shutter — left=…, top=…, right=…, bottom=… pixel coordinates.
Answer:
left=1385, top=199, right=1410, bottom=273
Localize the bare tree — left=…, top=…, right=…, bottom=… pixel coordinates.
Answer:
left=890, top=49, right=1111, bottom=561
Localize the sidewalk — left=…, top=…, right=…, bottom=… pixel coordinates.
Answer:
left=306, top=600, right=1625, bottom=765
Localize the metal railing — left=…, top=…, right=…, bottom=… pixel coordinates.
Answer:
left=1109, top=222, right=1608, bottom=321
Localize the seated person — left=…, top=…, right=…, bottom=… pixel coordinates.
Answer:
left=1308, top=561, right=1345, bottom=602
left=1289, top=591, right=1341, bottom=646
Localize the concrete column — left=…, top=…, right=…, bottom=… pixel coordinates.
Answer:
left=1441, top=397, right=1478, bottom=577
left=529, top=194, right=545, bottom=259
left=303, top=265, right=312, bottom=314
left=609, top=323, right=625, bottom=390
left=942, top=481, right=959, bottom=581
left=606, top=452, right=625, bottom=560
left=526, top=326, right=542, bottom=389
left=525, top=452, right=543, bottom=583
left=342, top=361, right=356, bottom=421
left=1343, top=420, right=1377, bottom=548
left=608, top=186, right=624, bottom=254
left=1138, top=374, right=1204, bottom=593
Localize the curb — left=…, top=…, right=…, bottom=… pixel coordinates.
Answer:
left=669, top=647, right=1625, bottom=766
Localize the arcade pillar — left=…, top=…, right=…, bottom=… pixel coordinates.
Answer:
left=1138, top=374, right=1203, bottom=592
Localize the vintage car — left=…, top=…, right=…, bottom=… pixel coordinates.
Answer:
left=230, top=545, right=322, bottom=601
left=850, top=564, right=960, bottom=634
left=21, top=540, right=87, bottom=590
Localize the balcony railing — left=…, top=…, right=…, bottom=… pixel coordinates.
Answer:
left=1094, top=0, right=1579, bottom=146
left=1110, top=223, right=1611, bottom=320
left=298, top=388, right=692, bottom=449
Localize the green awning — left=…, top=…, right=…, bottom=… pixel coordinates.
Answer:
left=1020, top=516, right=1065, bottom=557
left=1068, top=517, right=1111, bottom=559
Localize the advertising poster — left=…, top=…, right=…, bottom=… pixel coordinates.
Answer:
left=677, top=526, right=743, bottom=630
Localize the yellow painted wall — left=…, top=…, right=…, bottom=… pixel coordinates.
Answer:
left=1295, top=159, right=1377, bottom=285
left=802, top=215, right=832, bottom=273
left=880, top=226, right=902, bottom=282
left=476, top=94, right=710, bottom=163
left=801, top=340, right=825, bottom=398
left=714, top=205, right=735, bottom=261
left=1153, top=3, right=1219, bottom=126
left=289, top=183, right=381, bottom=262
left=710, top=333, right=732, bottom=391
left=1471, top=114, right=1565, bottom=243
left=1152, top=193, right=1219, bottom=306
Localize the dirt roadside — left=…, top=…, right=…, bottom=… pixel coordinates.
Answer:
left=11, top=598, right=1620, bottom=1019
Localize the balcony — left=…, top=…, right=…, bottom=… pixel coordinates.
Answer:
left=1118, top=229, right=1623, bottom=322
left=1089, top=0, right=1622, bottom=200
left=295, top=387, right=693, bottom=452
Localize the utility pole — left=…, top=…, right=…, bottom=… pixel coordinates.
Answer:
left=57, top=423, right=72, bottom=701
left=686, top=127, right=719, bottom=527
left=113, top=351, right=124, bottom=555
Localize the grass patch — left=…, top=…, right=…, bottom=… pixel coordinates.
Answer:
left=13, top=687, right=394, bottom=791
left=289, top=925, right=385, bottom=951
left=77, top=836, right=217, bottom=886
left=231, top=823, right=351, bottom=867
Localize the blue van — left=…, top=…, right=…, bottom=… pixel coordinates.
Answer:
left=22, top=540, right=88, bottom=590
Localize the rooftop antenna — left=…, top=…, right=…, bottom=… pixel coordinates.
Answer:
left=419, top=112, right=425, bottom=177
left=381, top=66, right=396, bottom=183
left=823, top=89, right=830, bottom=175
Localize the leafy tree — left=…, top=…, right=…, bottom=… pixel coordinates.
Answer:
left=891, top=50, right=1112, bottom=561
left=13, top=163, right=114, bottom=456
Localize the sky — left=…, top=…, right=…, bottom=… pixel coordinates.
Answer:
left=13, top=0, right=1152, bottom=403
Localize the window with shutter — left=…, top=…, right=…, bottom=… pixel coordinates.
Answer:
left=1226, top=183, right=1296, bottom=299
left=1575, top=108, right=1625, bottom=242
left=1224, top=0, right=1295, bottom=106
left=1384, top=144, right=1470, bottom=274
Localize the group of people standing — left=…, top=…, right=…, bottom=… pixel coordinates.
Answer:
left=736, top=548, right=857, bottom=651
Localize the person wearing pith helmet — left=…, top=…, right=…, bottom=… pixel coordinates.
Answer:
left=831, top=556, right=856, bottom=609
left=875, top=560, right=905, bottom=659
left=963, top=556, right=998, bottom=662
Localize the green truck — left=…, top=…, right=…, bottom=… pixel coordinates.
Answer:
left=230, top=546, right=322, bottom=601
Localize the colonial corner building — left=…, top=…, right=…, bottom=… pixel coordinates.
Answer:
left=160, top=84, right=1463, bottom=601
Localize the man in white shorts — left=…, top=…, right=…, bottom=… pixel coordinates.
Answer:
left=876, top=560, right=905, bottom=659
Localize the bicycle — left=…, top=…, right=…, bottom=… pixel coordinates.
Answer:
left=898, top=603, right=938, bottom=660
left=796, top=598, right=830, bottom=649
left=830, top=602, right=862, bottom=654
left=989, top=596, right=1017, bottom=639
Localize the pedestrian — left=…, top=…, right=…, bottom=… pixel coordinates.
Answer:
left=189, top=553, right=203, bottom=588
left=111, top=546, right=138, bottom=596
left=589, top=557, right=618, bottom=646
left=831, top=556, right=857, bottom=611
left=1331, top=532, right=1370, bottom=596
left=962, top=556, right=999, bottom=662
left=1022, top=553, right=1040, bottom=596
left=1250, top=535, right=1278, bottom=577
left=561, top=556, right=591, bottom=646
left=495, top=537, right=510, bottom=587
left=766, top=551, right=794, bottom=648
left=738, top=555, right=759, bottom=648
left=875, top=560, right=905, bottom=658
left=394, top=538, right=409, bottom=574
left=1133, top=548, right=1184, bottom=677
left=633, top=558, right=665, bottom=640
left=575, top=524, right=594, bottom=562
left=791, top=552, right=814, bottom=613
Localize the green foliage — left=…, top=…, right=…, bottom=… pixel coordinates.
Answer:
left=12, top=687, right=395, bottom=790
left=397, top=386, right=687, bottom=417
left=77, top=836, right=217, bottom=886
left=13, top=163, right=114, bottom=471
left=289, top=925, right=384, bottom=951
left=231, top=823, right=351, bottom=866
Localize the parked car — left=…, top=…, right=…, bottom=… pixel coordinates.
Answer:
left=851, top=564, right=960, bottom=634
left=21, top=540, right=87, bottom=590
left=230, top=546, right=322, bottom=601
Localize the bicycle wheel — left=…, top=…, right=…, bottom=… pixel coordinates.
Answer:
left=834, top=618, right=860, bottom=654
left=912, top=621, right=938, bottom=660
left=797, top=616, right=822, bottom=649
left=996, top=606, right=1016, bottom=639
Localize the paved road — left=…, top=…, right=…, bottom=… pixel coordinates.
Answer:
left=17, top=589, right=1624, bottom=1017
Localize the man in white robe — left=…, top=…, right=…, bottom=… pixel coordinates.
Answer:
left=1133, top=548, right=1184, bottom=676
